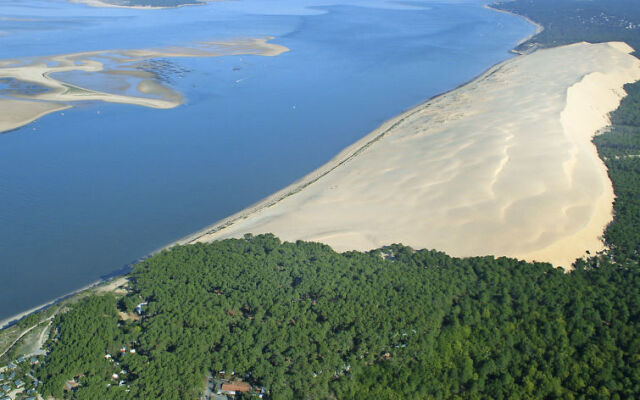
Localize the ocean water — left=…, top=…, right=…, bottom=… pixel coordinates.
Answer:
left=0, top=0, right=534, bottom=323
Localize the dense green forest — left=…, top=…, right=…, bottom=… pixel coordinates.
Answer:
left=493, top=0, right=640, bottom=54
left=27, top=0, right=640, bottom=399
left=594, top=81, right=640, bottom=263
left=34, top=235, right=640, bottom=399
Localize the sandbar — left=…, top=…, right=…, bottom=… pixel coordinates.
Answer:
left=0, top=38, right=288, bottom=133
left=69, top=0, right=213, bottom=9
left=182, top=42, right=640, bottom=268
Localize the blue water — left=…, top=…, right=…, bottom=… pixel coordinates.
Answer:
left=0, top=0, right=534, bottom=322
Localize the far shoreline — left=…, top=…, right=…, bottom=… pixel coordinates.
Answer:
left=69, top=0, right=216, bottom=10
left=484, top=4, right=544, bottom=52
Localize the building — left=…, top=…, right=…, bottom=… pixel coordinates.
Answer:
left=220, top=382, right=252, bottom=394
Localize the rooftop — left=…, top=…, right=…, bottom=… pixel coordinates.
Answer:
left=221, top=382, right=251, bottom=392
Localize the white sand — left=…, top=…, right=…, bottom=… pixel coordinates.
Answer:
left=184, top=42, right=640, bottom=268
left=0, top=38, right=288, bottom=133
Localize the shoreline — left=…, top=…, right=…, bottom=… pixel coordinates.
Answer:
left=0, top=276, right=128, bottom=330
left=171, top=62, right=507, bottom=249
left=484, top=4, right=544, bottom=51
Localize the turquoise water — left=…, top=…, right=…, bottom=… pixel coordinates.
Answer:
left=0, top=0, right=534, bottom=322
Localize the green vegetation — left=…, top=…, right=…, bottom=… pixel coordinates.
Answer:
left=493, top=0, right=640, bottom=54
left=32, top=235, right=640, bottom=399
left=594, top=82, right=640, bottom=263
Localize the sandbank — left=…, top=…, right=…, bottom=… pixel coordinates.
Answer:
left=181, top=42, right=640, bottom=268
left=0, top=99, right=71, bottom=133
left=0, top=38, right=288, bottom=133
left=69, top=0, right=215, bottom=9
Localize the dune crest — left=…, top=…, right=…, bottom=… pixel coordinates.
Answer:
left=185, top=42, right=640, bottom=268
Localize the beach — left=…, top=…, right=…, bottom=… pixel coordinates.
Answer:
left=0, top=38, right=288, bottom=134
left=181, top=41, right=640, bottom=269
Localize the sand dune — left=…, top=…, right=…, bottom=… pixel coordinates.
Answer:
left=0, top=38, right=288, bottom=133
left=184, top=42, right=640, bottom=268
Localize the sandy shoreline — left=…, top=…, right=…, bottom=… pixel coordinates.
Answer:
left=178, top=42, right=640, bottom=268
left=0, top=38, right=288, bottom=134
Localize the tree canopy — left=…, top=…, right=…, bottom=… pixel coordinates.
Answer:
left=36, top=235, right=640, bottom=399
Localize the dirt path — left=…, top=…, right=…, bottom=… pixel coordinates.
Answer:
left=0, top=316, right=54, bottom=359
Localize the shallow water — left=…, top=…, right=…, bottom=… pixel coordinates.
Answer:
left=0, top=0, right=534, bottom=322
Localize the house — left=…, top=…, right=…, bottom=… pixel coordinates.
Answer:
left=6, top=363, right=15, bottom=370
left=7, top=373, right=15, bottom=380
left=135, top=302, right=147, bottom=315
left=14, top=379, right=24, bottom=388
left=0, top=385, right=9, bottom=393
left=16, top=357, right=25, bottom=364
left=29, top=357, right=39, bottom=365
left=0, top=373, right=4, bottom=381
left=220, top=382, right=251, bottom=394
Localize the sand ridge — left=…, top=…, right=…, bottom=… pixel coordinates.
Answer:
left=183, top=42, right=640, bottom=268
left=0, top=38, right=288, bottom=133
